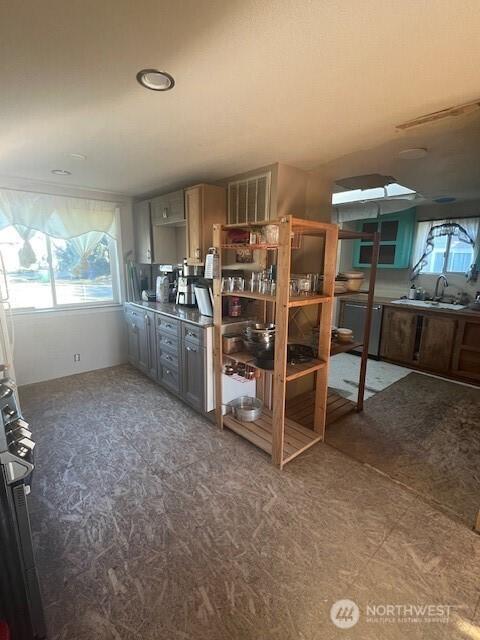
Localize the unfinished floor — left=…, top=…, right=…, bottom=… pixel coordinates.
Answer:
left=326, top=372, right=480, bottom=528
left=20, top=365, right=480, bottom=640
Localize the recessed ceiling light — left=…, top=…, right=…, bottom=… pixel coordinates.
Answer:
left=68, top=153, right=86, bottom=160
left=136, top=69, right=175, bottom=91
left=398, top=148, right=428, bottom=160
left=51, top=169, right=71, bottom=176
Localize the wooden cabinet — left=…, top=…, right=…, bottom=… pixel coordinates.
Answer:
left=418, top=315, right=456, bottom=373
left=124, top=305, right=156, bottom=377
left=380, top=307, right=417, bottom=364
left=182, top=337, right=205, bottom=411
left=380, top=305, right=479, bottom=384
left=353, top=209, right=416, bottom=269
left=151, top=190, right=185, bottom=225
left=134, top=191, right=185, bottom=264
left=451, top=318, right=480, bottom=382
left=185, top=184, right=226, bottom=263
left=125, top=304, right=211, bottom=410
left=133, top=200, right=153, bottom=263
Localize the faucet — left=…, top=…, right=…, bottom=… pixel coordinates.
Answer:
left=434, top=274, right=448, bottom=300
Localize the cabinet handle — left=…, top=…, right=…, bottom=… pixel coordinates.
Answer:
left=165, top=368, right=172, bottom=376
left=186, top=331, right=196, bottom=338
left=195, top=248, right=201, bottom=259
left=186, top=346, right=197, bottom=352
left=146, top=248, right=151, bottom=261
left=164, top=339, right=173, bottom=346
left=164, top=354, right=172, bottom=361
left=163, top=207, right=168, bottom=219
left=165, top=323, right=173, bottom=329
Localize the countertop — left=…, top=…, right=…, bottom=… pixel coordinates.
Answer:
left=338, top=293, right=480, bottom=319
left=128, top=301, right=213, bottom=327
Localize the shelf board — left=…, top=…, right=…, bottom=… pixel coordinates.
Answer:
left=221, top=243, right=278, bottom=250
left=286, top=389, right=356, bottom=428
left=222, top=292, right=332, bottom=306
left=222, top=291, right=275, bottom=302
left=288, top=295, right=332, bottom=308
left=223, top=408, right=321, bottom=464
left=334, top=290, right=369, bottom=297
left=286, top=358, right=326, bottom=381
left=224, top=352, right=325, bottom=379
left=330, top=340, right=363, bottom=356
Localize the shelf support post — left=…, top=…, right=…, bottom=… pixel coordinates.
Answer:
left=272, top=217, right=292, bottom=467
left=213, top=224, right=224, bottom=429
left=357, top=230, right=380, bottom=412
left=313, top=225, right=338, bottom=437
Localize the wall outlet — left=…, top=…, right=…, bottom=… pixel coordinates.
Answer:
left=73, top=354, right=81, bottom=362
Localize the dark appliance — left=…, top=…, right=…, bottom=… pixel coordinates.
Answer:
left=340, top=300, right=384, bottom=357
left=0, top=369, right=46, bottom=640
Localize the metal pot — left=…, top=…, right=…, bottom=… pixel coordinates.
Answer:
left=227, top=396, right=262, bottom=422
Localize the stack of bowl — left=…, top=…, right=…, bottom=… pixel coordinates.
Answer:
left=242, top=323, right=276, bottom=369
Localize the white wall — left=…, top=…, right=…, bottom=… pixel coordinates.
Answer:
left=14, top=306, right=127, bottom=386
left=0, top=177, right=134, bottom=386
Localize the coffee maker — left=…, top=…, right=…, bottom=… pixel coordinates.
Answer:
left=176, top=261, right=203, bottom=306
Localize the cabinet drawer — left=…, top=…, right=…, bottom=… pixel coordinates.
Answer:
left=159, top=348, right=179, bottom=370
left=155, top=314, right=180, bottom=336
left=156, top=332, right=179, bottom=351
left=182, top=323, right=204, bottom=346
left=158, top=364, right=181, bottom=394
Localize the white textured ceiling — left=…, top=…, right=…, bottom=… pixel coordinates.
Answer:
left=1, top=0, right=480, bottom=196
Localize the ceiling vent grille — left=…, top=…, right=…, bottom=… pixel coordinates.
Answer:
left=396, top=99, right=480, bottom=130
left=228, top=172, right=271, bottom=224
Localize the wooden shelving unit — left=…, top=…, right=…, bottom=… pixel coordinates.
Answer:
left=213, top=216, right=338, bottom=468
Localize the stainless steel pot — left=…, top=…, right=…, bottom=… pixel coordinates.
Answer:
left=227, top=396, right=262, bottom=422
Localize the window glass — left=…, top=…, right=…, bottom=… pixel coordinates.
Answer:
left=51, top=234, right=114, bottom=305
left=0, top=226, right=117, bottom=310
left=0, top=226, right=53, bottom=309
left=421, top=233, right=448, bottom=273
left=446, top=236, right=474, bottom=273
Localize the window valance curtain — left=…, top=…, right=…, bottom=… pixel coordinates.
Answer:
left=410, top=217, right=480, bottom=281
left=0, top=188, right=118, bottom=240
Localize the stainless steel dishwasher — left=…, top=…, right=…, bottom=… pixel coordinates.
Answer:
left=339, top=300, right=384, bottom=357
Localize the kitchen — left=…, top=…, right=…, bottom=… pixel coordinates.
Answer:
left=1, top=2, right=480, bottom=639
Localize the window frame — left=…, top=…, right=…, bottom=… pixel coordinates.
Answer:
left=2, top=211, right=122, bottom=314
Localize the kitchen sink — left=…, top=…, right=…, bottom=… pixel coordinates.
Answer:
left=391, top=299, right=467, bottom=311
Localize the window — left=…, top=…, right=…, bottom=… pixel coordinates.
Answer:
left=0, top=226, right=120, bottom=311
left=412, top=218, right=479, bottom=275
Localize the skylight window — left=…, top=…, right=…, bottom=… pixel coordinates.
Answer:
left=332, top=183, right=416, bottom=205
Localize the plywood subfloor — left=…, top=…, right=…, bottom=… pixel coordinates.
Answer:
left=19, top=365, right=480, bottom=639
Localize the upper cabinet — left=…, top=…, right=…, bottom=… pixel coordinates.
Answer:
left=133, top=200, right=154, bottom=263
left=353, top=209, right=416, bottom=269
left=133, top=191, right=185, bottom=264
left=227, top=172, right=271, bottom=224
left=151, top=190, right=185, bottom=226
left=185, top=184, right=226, bottom=263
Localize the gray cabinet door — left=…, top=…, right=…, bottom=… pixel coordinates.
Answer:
left=126, top=317, right=141, bottom=366
left=182, top=340, right=205, bottom=411
left=133, top=200, right=153, bottom=263
left=145, top=311, right=157, bottom=379
left=136, top=313, right=150, bottom=373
